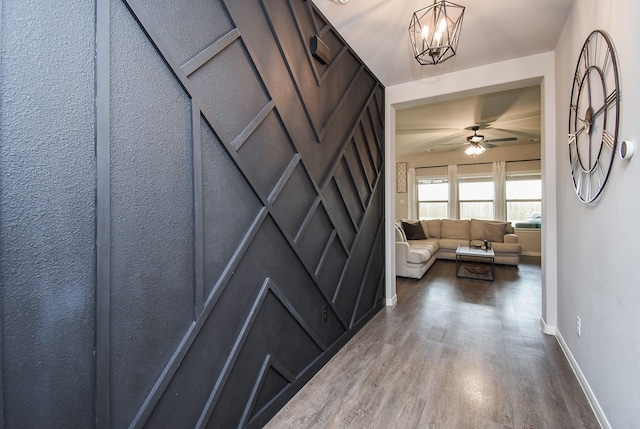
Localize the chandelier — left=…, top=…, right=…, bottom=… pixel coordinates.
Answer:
left=409, top=0, right=465, bottom=65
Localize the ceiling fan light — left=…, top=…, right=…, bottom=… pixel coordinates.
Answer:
left=465, top=144, right=486, bottom=155
left=467, top=134, right=484, bottom=143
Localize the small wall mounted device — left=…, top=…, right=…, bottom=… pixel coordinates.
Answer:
left=619, top=140, right=635, bottom=159
left=310, top=35, right=330, bottom=65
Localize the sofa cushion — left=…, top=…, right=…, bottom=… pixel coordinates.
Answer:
left=483, top=222, right=507, bottom=243
left=490, top=242, right=521, bottom=254
left=395, top=223, right=407, bottom=242
left=408, top=239, right=438, bottom=255
left=419, top=220, right=430, bottom=238
left=441, top=219, right=470, bottom=240
left=406, top=248, right=432, bottom=264
left=437, top=238, right=469, bottom=251
left=424, top=219, right=441, bottom=238
left=505, top=222, right=514, bottom=234
left=402, top=221, right=427, bottom=240
left=470, top=219, right=486, bottom=240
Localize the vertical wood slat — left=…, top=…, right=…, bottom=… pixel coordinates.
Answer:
left=0, top=0, right=4, bottom=424
left=192, top=102, right=205, bottom=320
left=95, top=0, right=111, bottom=427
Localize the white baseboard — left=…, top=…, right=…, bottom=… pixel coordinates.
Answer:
left=556, top=330, right=611, bottom=429
left=540, top=317, right=556, bottom=335
left=385, top=294, right=397, bottom=306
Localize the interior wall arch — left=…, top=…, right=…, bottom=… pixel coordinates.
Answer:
left=384, top=52, right=558, bottom=332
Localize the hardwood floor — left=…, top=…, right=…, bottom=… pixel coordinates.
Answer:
left=265, top=257, right=600, bottom=429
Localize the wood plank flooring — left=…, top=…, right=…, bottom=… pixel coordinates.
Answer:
left=265, top=257, right=600, bottom=429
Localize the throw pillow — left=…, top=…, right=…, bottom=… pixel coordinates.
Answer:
left=441, top=219, right=471, bottom=240
left=483, top=222, right=507, bottom=243
left=470, top=219, right=486, bottom=241
left=402, top=221, right=427, bottom=240
left=424, top=219, right=441, bottom=238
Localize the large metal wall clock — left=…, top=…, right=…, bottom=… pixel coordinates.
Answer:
left=568, top=30, right=620, bottom=203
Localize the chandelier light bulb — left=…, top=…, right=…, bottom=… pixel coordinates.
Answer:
left=422, top=25, right=430, bottom=40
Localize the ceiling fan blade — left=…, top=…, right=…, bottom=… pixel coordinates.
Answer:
left=396, top=127, right=462, bottom=135
left=484, top=137, right=518, bottom=143
left=448, top=144, right=468, bottom=152
left=480, top=142, right=497, bottom=149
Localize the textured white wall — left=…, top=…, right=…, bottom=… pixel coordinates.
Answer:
left=554, top=1, right=640, bottom=427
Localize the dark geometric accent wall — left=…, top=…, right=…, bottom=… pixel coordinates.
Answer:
left=0, top=0, right=384, bottom=428
left=101, top=1, right=385, bottom=426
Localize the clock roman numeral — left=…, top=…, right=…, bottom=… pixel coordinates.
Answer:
left=602, top=48, right=612, bottom=76
left=605, top=89, right=617, bottom=108
left=576, top=170, right=585, bottom=199
left=574, top=70, right=583, bottom=90
left=602, top=129, right=615, bottom=150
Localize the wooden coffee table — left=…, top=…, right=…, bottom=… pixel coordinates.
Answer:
left=455, top=245, right=495, bottom=281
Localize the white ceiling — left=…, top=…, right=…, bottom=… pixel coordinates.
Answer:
left=395, top=85, right=541, bottom=157
left=312, top=0, right=575, bottom=87
left=311, top=0, right=572, bottom=157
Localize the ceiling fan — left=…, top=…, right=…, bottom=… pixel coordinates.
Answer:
left=463, top=126, right=517, bottom=155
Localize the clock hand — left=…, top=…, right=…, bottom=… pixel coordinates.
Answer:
left=589, top=91, right=617, bottom=124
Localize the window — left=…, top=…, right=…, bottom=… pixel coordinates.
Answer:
left=506, top=161, right=542, bottom=224
left=417, top=178, right=448, bottom=219
left=458, top=164, right=493, bottom=219
left=416, top=166, right=448, bottom=219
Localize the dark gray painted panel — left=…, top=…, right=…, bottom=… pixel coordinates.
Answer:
left=236, top=110, right=296, bottom=199
left=0, top=0, right=96, bottom=427
left=201, top=116, right=263, bottom=296
left=297, top=204, right=334, bottom=271
left=189, top=40, right=269, bottom=146
left=271, top=164, right=316, bottom=238
left=109, top=1, right=195, bottom=425
left=318, top=236, right=348, bottom=299
left=344, top=139, right=372, bottom=206
left=324, top=179, right=356, bottom=248
left=334, top=158, right=364, bottom=227
left=0, top=0, right=384, bottom=427
left=135, top=0, right=233, bottom=66
left=335, top=176, right=385, bottom=320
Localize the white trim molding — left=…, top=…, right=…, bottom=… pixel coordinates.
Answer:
left=385, top=294, right=397, bottom=306
left=556, top=330, right=612, bottom=429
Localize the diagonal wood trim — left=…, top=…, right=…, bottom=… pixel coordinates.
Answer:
left=315, top=229, right=337, bottom=278
left=192, top=102, right=205, bottom=320
left=196, top=277, right=324, bottom=428
left=269, top=281, right=327, bottom=352
left=241, top=354, right=296, bottom=428
left=239, top=355, right=273, bottom=429
left=332, top=174, right=360, bottom=231
left=319, top=82, right=379, bottom=193
left=260, top=0, right=321, bottom=142
left=332, top=164, right=384, bottom=305
left=315, top=45, right=348, bottom=86
left=318, top=65, right=365, bottom=141
left=349, top=218, right=384, bottom=328
left=231, top=100, right=275, bottom=151
left=342, top=155, right=368, bottom=212
left=195, top=278, right=272, bottom=429
left=95, top=0, right=111, bottom=426
left=268, top=153, right=301, bottom=204
left=129, top=208, right=269, bottom=429
left=293, top=195, right=322, bottom=245
left=366, top=107, right=383, bottom=170
left=181, top=28, right=240, bottom=76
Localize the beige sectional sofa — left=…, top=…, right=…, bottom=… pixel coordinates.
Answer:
left=395, top=219, right=522, bottom=279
